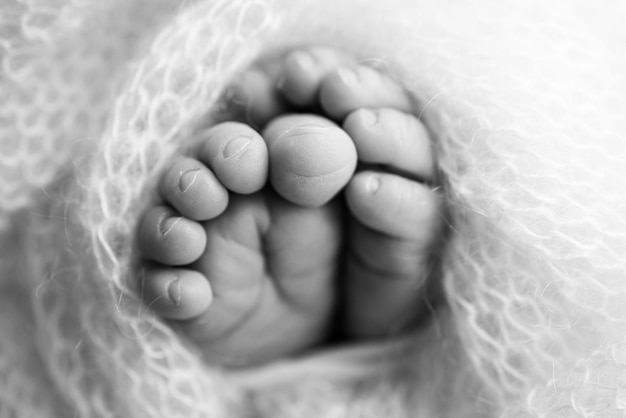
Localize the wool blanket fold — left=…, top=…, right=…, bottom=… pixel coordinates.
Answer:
left=1, top=0, right=625, bottom=416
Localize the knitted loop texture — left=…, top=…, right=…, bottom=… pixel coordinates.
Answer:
left=1, top=0, right=625, bottom=416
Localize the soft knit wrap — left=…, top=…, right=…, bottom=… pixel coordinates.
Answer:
left=1, top=0, right=625, bottom=416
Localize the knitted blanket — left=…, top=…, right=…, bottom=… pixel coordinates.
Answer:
left=2, top=0, right=626, bottom=416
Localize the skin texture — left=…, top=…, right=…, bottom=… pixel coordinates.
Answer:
left=263, top=114, right=357, bottom=207
left=137, top=47, right=442, bottom=366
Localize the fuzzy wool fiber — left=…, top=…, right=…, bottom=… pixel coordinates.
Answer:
left=1, top=0, right=626, bottom=417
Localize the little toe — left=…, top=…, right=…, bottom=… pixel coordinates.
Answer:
left=319, top=65, right=413, bottom=120
left=197, top=122, right=269, bottom=195
left=279, top=47, right=354, bottom=108
left=159, top=157, right=229, bottom=221
left=263, top=114, right=357, bottom=207
left=138, top=206, right=207, bottom=266
left=344, top=108, right=435, bottom=183
left=141, top=266, right=212, bottom=320
left=346, top=171, right=440, bottom=242
left=344, top=171, right=443, bottom=339
left=223, top=60, right=290, bottom=129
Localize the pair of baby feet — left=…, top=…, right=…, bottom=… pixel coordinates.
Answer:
left=137, top=47, right=443, bottom=367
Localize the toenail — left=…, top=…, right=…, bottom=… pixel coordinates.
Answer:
left=159, top=215, right=182, bottom=236
left=223, top=84, right=247, bottom=107
left=358, top=109, right=377, bottom=127
left=366, top=174, right=381, bottom=194
left=275, top=73, right=287, bottom=90
left=289, top=51, right=314, bottom=71
left=166, top=276, right=182, bottom=306
left=178, top=168, right=201, bottom=193
left=223, top=136, right=252, bottom=159
left=337, top=67, right=358, bottom=86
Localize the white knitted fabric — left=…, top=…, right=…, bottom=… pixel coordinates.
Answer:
left=2, top=0, right=626, bottom=416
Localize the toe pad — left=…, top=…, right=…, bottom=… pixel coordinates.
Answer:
left=264, top=115, right=357, bottom=207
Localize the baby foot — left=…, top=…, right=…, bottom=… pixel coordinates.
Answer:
left=247, top=46, right=443, bottom=339
left=317, top=62, right=440, bottom=339
left=341, top=108, right=441, bottom=338
left=138, top=46, right=443, bottom=368
left=137, top=116, right=357, bottom=367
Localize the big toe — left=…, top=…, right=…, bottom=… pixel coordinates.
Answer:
left=263, top=114, right=357, bottom=208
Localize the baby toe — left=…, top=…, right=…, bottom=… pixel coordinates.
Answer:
left=197, top=122, right=269, bottom=195
left=346, top=171, right=441, bottom=244
left=223, top=60, right=290, bottom=129
left=159, top=157, right=229, bottom=221
left=319, top=65, right=413, bottom=120
left=263, top=114, right=357, bottom=207
left=279, top=47, right=354, bottom=108
left=141, top=267, right=212, bottom=320
left=138, top=206, right=207, bottom=266
left=344, top=108, right=435, bottom=182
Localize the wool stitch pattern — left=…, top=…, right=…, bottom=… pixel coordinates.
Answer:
left=1, top=0, right=625, bottom=416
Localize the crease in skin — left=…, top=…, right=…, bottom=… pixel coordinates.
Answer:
left=166, top=275, right=182, bottom=306
left=349, top=245, right=428, bottom=284
left=359, top=163, right=434, bottom=186
left=179, top=168, right=201, bottom=192
left=287, top=162, right=354, bottom=178
left=159, top=215, right=182, bottom=236
left=190, top=272, right=267, bottom=344
left=273, top=124, right=331, bottom=142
